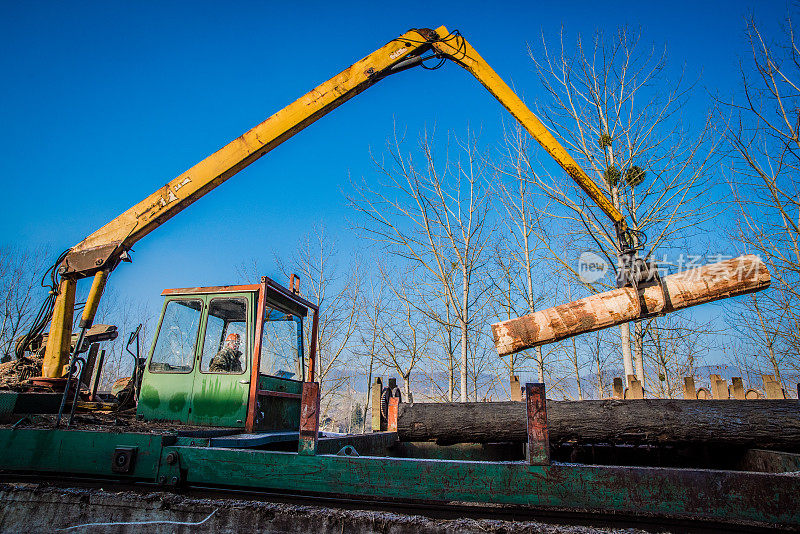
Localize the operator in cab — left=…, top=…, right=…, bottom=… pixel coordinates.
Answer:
left=209, top=333, right=243, bottom=373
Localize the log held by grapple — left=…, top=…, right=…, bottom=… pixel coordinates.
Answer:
left=492, top=254, right=770, bottom=357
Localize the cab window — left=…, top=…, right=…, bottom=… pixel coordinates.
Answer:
left=260, top=308, right=302, bottom=379
left=200, top=297, right=248, bottom=374
left=149, top=299, right=202, bottom=373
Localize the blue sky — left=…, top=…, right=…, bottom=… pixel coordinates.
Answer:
left=0, top=0, right=784, bottom=319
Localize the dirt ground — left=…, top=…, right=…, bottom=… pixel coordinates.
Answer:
left=0, top=483, right=658, bottom=534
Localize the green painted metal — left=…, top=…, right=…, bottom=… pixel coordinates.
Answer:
left=166, top=446, right=800, bottom=526
left=138, top=292, right=256, bottom=427
left=189, top=292, right=254, bottom=427
left=0, top=424, right=797, bottom=527
left=0, top=392, right=63, bottom=420
left=0, top=392, right=17, bottom=419
left=297, top=438, right=316, bottom=455
left=137, top=297, right=198, bottom=423
left=0, top=428, right=164, bottom=479
left=255, top=375, right=301, bottom=432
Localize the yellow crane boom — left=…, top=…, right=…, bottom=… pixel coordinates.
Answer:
left=42, top=26, right=627, bottom=379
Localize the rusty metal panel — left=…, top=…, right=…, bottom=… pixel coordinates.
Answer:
left=298, top=382, right=320, bottom=455
left=387, top=398, right=399, bottom=433
left=525, top=383, right=549, bottom=465
left=162, top=284, right=261, bottom=296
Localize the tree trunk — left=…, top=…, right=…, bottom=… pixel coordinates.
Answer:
left=460, top=317, right=467, bottom=402
left=634, top=320, right=645, bottom=385
left=493, top=255, right=770, bottom=357
left=602, top=128, right=635, bottom=387
left=445, top=298, right=455, bottom=402
left=460, top=264, right=469, bottom=402
left=403, top=373, right=413, bottom=403
left=535, top=346, right=544, bottom=382
left=397, top=399, right=800, bottom=449
left=620, top=323, right=634, bottom=381
left=363, top=351, right=374, bottom=433
left=596, top=355, right=604, bottom=399
left=571, top=338, right=583, bottom=400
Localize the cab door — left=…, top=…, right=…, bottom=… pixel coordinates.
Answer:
left=138, top=297, right=204, bottom=423
left=188, top=292, right=253, bottom=427
left=252, top=293, right=307, bottom=432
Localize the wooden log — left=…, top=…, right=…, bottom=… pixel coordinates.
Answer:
left=711, top=376, right=729, bottom=400
left=492, top=255, right=770, bottom=356
left=626, top=375, right=644, bottom=399
left=370, top=377, right=382, bottom=431
left=763, top=374, right=786, bottom=399
left=397, top=399, right=800, bottom=449
left=683, top=377, right=697, bottom=400
left=612, top=377, right=624, bottom=399
left=731, top=377, right=746, bottom=400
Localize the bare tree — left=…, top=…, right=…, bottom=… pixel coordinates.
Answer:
left=490, top=137, right=553, bottom=382
left=0, top=246, right=51, bottom=363
left=721, top=14, right=800, bottom=384
left=373, top=267, right=436, bottom=403
left=641, top=313, right=717, bottom=398
left=239, top=226, right=361, bottom=418
left=350, top=128, right=491, bottom=402
left=514, top=26, right=717, bottom=387
left=94, top=286, right=152, bottom=390
left=355, top=277, right=388, bottom=430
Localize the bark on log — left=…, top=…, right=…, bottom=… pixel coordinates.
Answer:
left=397, top=400, right=800, bottom=449
left=492, top=255, right=770, bottom=356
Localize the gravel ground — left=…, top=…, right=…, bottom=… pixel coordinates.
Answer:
left=0, top=483, right=660, bottom=534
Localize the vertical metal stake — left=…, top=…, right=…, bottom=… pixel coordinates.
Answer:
left=298, top=381, right=320, bottom=455
left=387, top=397, right=399, bottom=432
left=526, top=382, right=550, bottom=466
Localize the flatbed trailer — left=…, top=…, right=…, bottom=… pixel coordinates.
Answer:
left=0, top=408, right=798, bottom=531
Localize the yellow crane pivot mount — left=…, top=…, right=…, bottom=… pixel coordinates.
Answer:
left=42, top=26, right=627, bottom=380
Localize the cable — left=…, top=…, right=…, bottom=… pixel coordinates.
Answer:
left=390, top=29, right=469, bottom=69
left=56, top=510, right=217, bottom=531
left=14, top=249, right=71, bottom=360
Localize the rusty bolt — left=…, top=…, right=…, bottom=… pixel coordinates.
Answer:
left=165, top=452, right=178, bottom=465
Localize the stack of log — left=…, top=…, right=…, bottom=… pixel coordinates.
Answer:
left=395, top=257, right=791, bottom=449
